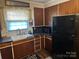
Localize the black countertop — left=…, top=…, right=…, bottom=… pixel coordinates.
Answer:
left=0, top=37, right=12, bottom=44
left=0, top=34, right=52, bottom=44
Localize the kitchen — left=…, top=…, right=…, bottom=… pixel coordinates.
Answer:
left=0, top=0, right=79, bottom=59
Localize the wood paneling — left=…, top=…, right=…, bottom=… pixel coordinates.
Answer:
left=45, top=5, right=58, bottom=26
left=1, top=47, right=13, bottom=59
left=59, top=0, right=77, bottom=15
left=45, top=0, right=79, bottom=26
left=76, top=0, right=79, bottom=13
left=34, top=8, right=43, bottom=26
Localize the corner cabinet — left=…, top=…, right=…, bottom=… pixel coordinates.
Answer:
left=0, top=0, right=5, bottom=7
left=13, top=40, right=34, bottom=59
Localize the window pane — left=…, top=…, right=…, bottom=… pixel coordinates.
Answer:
left=8, top=22, right=28, bottom=30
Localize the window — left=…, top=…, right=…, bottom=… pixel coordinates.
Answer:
left=5, top=7, right=30, bottom=31
left=7, top=21, right=28, bottom=31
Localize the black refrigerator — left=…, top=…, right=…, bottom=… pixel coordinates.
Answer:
left=52, top=15, right=79, bottom=59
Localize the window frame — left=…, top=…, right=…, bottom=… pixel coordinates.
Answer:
left=4, top=6, right=31, bottom=32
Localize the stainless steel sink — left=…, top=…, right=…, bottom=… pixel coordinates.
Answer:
left=11, top=34, right=33, bottom=41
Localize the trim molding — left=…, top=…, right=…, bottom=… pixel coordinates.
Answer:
left=14, top=0, right=70, bottom=8
left=30, top=1, right=45, bottom=8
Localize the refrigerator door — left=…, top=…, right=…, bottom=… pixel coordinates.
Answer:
left=52, top=15, right=75, bottom=54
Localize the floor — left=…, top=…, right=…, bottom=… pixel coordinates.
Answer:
left=37, top=50, right=53, bottom=59
left=21, top=49, right=53, bottom=59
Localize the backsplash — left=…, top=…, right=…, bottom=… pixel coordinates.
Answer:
left=8, top=29, right=29, bottom=36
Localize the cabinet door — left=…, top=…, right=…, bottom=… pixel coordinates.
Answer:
left=34, top=8, right=43, bottom=26
left=1, top=47, right=13, bottom=59
left=45, top=38, right=52, bottom=53
left=13, top=41, right=34, bottom=59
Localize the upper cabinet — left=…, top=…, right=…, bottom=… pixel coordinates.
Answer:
left=0, top=0, right=5, bottom=7
left=34, top=8, right=43, bottom=26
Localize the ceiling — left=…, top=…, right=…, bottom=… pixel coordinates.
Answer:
left=31, top=0, right=50, bottom=3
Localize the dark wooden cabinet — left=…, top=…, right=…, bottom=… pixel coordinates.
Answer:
left=34, top=8, right=43, bottom=26
left=45, top=37, right=52, bottom=53
left=13, top=40, right=34, bottom=59
left=1, top=47, right=13, bottom=59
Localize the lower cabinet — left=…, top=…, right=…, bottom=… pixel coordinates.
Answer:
left=0, top=35, right=52, bottom=59
left=45, top=38, right=52, bottom=53
left=1, top=47, right=13, bottom=59
left=13, top=40, right=34, bottom=59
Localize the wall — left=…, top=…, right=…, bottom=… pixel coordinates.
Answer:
left=45, top=0, right=78, bottom=25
